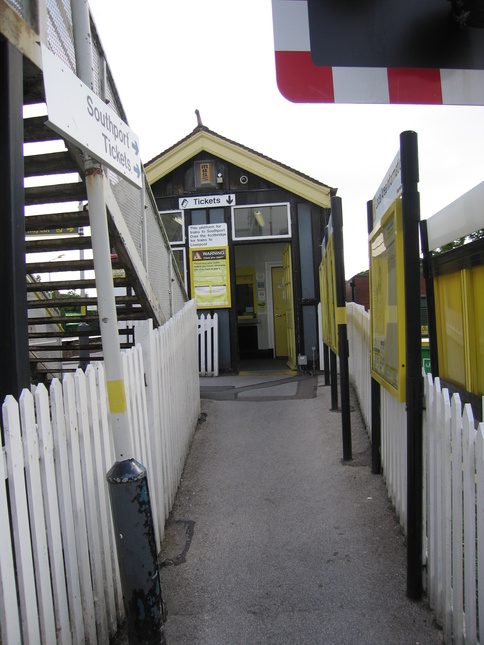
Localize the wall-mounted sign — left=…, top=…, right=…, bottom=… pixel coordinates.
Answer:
left=179, top=194, right=235, bottom=209
left=188, top=223, right=228, bottom=248
left=42, top=45, right=142, bottom=189
left=189, top=224, right=231, bottom=308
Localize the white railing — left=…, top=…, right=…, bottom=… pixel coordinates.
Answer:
left=0, top=299, right=200, bottom=644
left=424, top=373, right=484, bottom=644
left=198, top=313, right=219, bottom=377
left=347, top=301, right=484, bottom=642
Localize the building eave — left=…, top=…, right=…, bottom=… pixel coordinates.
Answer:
left=145, top=129, right=332, bottom=209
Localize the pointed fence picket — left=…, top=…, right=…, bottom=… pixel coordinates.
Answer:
left=0, top=299, right=200, bottom=643
left=198, top=313, right=218, bottom=376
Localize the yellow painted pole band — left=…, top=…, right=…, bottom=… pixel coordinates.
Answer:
left=337, top=306, right=347, bottom=326
left=107, top=380, right=127, bottom=414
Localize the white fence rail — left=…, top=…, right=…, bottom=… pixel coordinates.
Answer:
left=198, top=313, right=218, bottom=377
left=0, top=299, right=200, bottom=644
left=347, top=301, right=484, bottom=643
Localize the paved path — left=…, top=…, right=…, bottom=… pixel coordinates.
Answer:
left=159, top=374, right=442, bottom=644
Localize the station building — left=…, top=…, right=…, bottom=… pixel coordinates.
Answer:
left=145, top=121, right=335, bottom=373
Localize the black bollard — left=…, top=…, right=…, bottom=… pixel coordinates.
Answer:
left=78, top=322, right=90, bottom=371
left=107, top=458, right=167, bottom=644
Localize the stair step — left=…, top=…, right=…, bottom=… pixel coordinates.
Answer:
left=29, top=328, right=133, bottom=339
left=29, top=342, right=132, bottom=352
left=27, top=295, right=138, bottom=309
left=25, top=212, right=90, bottom=231
left=32, top=366, right=77, bottom=374
left=28, top=310, right=145, bottom=326
left=27, top=258, right=95, bottom=274
left=25, top=235, right=93, bottom=253
left=23, top=115, right=61, bottom=144
left=25, top=182, right=87, bottom=206
left=26, top=278, right=130, bottom=291
left=24, top=151, right=80, bottom=177
left=23, top=57, right=46, bottom=105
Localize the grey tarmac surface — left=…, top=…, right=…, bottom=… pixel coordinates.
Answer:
left=158, top=373, right=443, bottom=645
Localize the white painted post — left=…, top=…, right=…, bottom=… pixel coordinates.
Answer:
left=213, top=313, right=219, bottom=377
left=71, top=2, right=165, bottom=638
left=199, top=314, right=206, bottom=375
left=451, top=394, right=464, bottom=645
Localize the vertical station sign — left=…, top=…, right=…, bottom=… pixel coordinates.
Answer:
left=188, top=223, right=231, bottom=308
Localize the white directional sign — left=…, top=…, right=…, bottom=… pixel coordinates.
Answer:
left=179, top=194, right=236, bottom=210
left=372, top=152, right=402, bottom=227
left=42, top=45, right=142, bottom=189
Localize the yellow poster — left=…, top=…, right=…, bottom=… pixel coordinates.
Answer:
left=369, top=198, right=406, bottom=402
left=190, top=247, right=231, bottom=308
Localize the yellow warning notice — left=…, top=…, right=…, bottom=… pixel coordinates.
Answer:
left=190, top=247, right=231, bottom=308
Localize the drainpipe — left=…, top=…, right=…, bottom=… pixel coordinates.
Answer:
left=71, top=2, right=166, bottom=641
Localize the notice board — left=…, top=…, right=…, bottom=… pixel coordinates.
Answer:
left=189, top=224, right=231, bottom=309
left=369, top=199, right=406, bottom=401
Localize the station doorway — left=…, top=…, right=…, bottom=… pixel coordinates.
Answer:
left=234, top=242, right=295, bottom=371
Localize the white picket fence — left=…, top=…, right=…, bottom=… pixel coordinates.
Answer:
left=347, top=301, right=484, bottom=643
left=198, top=313, right=218, bottom=377
left=0, top=299, right=200, bottom=644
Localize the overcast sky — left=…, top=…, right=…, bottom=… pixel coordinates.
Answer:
left=88, top=0, right=484, bottom=278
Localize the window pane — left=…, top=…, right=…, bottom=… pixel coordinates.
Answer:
left=209, top=208, right=225, bottom=224
left=233, top=204, right=290, bottom=240
left=160, top=211, right=184, bottom=243
left=191, top=209, right=207, bottom=225
left=172, top=248, right=186, bottom=289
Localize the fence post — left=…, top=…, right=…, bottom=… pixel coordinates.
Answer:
left=213, top=313, right=219, bottom=377
left=199, top=314, right=206, bottom=376
left=401, top=130, right=423, bottom=600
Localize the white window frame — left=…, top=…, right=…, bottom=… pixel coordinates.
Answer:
left=231, top=202, right=291, bottom=241
left=159, top=209, right=185, bottom=245
left=171, top=246, right=187, bottom=292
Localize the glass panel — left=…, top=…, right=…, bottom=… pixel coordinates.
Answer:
left=233, top=204, right=290, bottom=240
left=191, top=209, right=207, bottom=225
left=302, top=306, right=318, bottom=362
left=172, top=248, right=186, bottom=290
left=298, top=204, right=315, bottom=298
left=435, top=272, right=466, bottom=388
left=160, top=211, right=184, bottom=243
left=209, top=208, right=225, bottom=224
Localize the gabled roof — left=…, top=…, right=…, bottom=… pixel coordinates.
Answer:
left=145, top=125, right=334, bottom=209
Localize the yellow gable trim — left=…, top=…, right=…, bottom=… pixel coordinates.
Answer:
left=145, top=131, right=331, bottom=209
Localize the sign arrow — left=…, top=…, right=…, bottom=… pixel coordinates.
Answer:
left=134, top=164, right=141, bottom=179
left=226, top=196, right=234, bottom=204
left=132, top=140, right=139, bottom=156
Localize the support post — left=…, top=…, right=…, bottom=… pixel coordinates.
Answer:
left=367, top=200, right=381, bottom=475
left=330, top=350, right=338, bottom=411
left=400, top=131, right=423, bottom=601
left=323, top=343, right=330, bottom=385
left=331, top=196, right=352, bottom=461
left=71, top=1, right=166, bottom=639
left=0, top=38, right=30, bottom=410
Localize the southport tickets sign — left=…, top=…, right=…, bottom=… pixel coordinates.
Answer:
left=42, top=45, right=142, bottom=189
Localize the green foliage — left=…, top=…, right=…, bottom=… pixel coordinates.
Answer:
left=433, top=228, right=484, bottom=254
